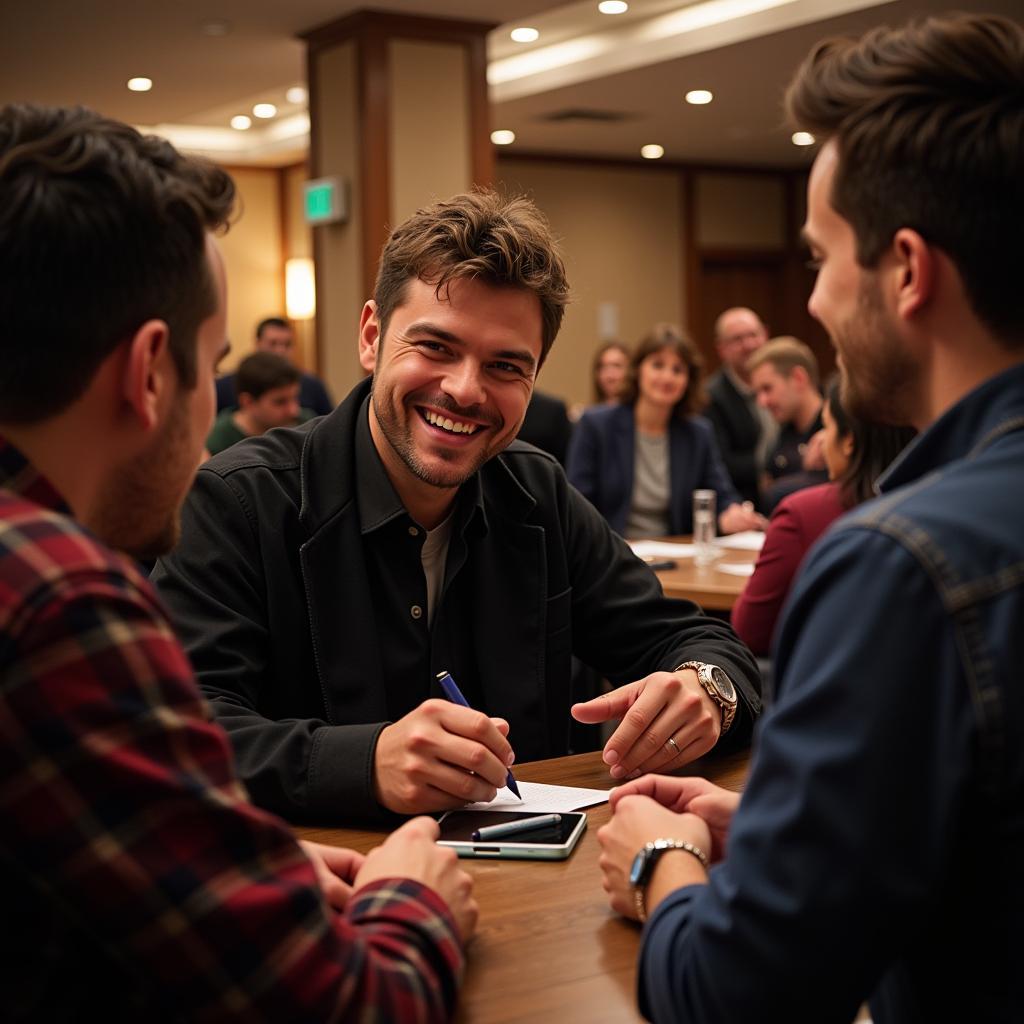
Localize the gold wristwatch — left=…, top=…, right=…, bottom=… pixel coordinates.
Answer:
left=674, top=661, right=738, bottom=735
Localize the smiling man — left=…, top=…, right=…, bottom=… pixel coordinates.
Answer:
left=153, top=191, right=761, bottom=823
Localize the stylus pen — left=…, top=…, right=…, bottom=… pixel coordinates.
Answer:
left=471, top=814, right=562, bottom=842
left=436, top=670, right=522, bottom=799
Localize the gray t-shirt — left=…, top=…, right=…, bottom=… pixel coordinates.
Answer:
left=625, top=432, right=671, bottom=539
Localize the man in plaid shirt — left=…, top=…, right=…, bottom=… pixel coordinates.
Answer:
left=0, top=103, right=475, bottom=1021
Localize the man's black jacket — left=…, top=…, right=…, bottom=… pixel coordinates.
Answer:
left=153, top=378, right=761, bottom=823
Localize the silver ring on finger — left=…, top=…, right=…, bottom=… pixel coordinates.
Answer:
left=665, top=736, right=681, bottom=757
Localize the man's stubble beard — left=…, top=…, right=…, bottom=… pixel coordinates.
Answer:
left=370, top=378, right=507, bottom=490
left=92, top=393, right=195, bottom=561
left=836, top=277, right=919, bottom=427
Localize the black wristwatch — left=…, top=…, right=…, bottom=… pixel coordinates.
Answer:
left=629, top=837, right=709, bottom=922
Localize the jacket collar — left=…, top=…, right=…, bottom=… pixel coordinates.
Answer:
left=879, top=362, right=1024, bottom=493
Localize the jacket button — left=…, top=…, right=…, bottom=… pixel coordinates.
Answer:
left=408, top=526, right=419, bottom=537
left=411, top=605, right=423, bottom=619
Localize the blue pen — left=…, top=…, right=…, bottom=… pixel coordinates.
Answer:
left=436, top=670, right=522, bottom=799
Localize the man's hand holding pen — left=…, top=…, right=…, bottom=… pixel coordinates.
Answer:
left=373, top=699, right=516, bottom=814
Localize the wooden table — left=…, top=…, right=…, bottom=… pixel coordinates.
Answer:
left=296, top=748, right=748, bottom=1024
left=650, top=537, right=759, bottom=611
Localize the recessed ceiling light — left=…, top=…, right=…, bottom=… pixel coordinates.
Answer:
left=685, top=89, right=713, bottom=105
left=286, top=86, right=307, bottom=105
left=598, top=1, right=629, bottom=13
left=253, top=103, right=277, bottom=119
left=511, top=27, right=540, bottom=43
left=230, top=115, right=252, bottom=130
left=127, top=77, right=152, bottom=92
left=792, top=131, right=816, bottom=147
left=641, top=144, right=665, bottom=160
left=491, top=129, right=516, bottom=145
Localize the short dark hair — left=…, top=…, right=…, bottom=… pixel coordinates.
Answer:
left=374, top=189, right=570, bottom=366
left=786, top=13, right=1024, bottom=346
left=825, top=376, right=916, bottom=507
left=0, top=105, right=235, bottom=424
left=591, top=340, right=630, bottom=404
left=256, top=317, right=290, bottom=339
left=620, top=324, right=706, bottom=419
left=236, top=352, right=300, bottom=401
left=746, top=336, right=820, bottom=391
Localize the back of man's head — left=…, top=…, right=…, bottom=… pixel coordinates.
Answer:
left=0, top=104, right=236, bottom=424
left=236, top=351, right=301, bottom=401
left=373, top=189, right=570, bottom=365
left=747, top=336, right=820, bottom=391
left=786, top=13, right=1024, bottom=346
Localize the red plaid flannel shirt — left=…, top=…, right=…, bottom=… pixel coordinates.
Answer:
left=0, top=439, right=463, bottom=1021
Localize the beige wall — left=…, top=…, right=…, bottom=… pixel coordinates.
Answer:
left=218, top=167, right=284, bottom=369
left=389, top=39, right=471, bottom=227
left=497, top=158, right=684, bottom=409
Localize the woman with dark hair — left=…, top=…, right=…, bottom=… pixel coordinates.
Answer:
left=732, top=377, right=916, bottom=654
left=568, top=324, right=764, bottom=538
left=591, top=340, right=631, bottom=405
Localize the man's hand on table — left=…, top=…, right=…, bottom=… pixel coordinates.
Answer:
left=374, top=699, right=515, bottom=814
left=598, top=795, right=712, bottom=921
left=571, top=669, right=722, bottom=781
left=610, top=775, right=739, bottom=862
left=354, top=817, right=479, bottom=941
left=299, top=840, right=366, bottom=910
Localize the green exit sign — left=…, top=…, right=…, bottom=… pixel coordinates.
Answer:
left=303, top=177, right=347, bottom=225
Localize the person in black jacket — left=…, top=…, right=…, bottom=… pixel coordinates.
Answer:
left=153, top=191, right=761, bottom=825
left=703, top=307, right=776, bottom=506
left=517, top=389, right=573, bottom=466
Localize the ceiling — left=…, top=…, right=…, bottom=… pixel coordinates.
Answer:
left=1, top=0, right=1018, bottom=169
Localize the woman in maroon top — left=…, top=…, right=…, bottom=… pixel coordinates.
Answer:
left=732, top=379, right=915, bottom=655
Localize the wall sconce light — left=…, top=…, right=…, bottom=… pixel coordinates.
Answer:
left=286, top=257, right=316, bottom=321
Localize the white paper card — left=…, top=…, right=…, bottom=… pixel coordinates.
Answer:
left=463, top=781, right=612, bottom=813
left=716, top=562, right=756, bottom=577
left=629, top=540, right=697, bottom=559
left=715, top=531, right=766, bottom=551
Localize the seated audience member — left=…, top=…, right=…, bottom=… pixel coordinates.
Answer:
left=216, top=316, right=334, bottom=415
left=748, top=335, right=829, bottom=509
left=0, top=103, right=475, bottom=1020
left=517, top=388, right=573, bottom=466
left=731, top=377, right=915, bottom=654
left=568, top=324, right=765, bottom=538
left=596, top=13, right=1024, bottom=1022
left=153, top=193, right=762, bottom=825
left=206, top=350, right=312, bottom=455
left=704, top=307, right=777, bottom=506
left=592, top=340, right=631, bottom=405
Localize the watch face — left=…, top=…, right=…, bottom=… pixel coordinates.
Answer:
left=629, top=849, right=648, bottom=887
left=710, top=666, right=736, bottom=702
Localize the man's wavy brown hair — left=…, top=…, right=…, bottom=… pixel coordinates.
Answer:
left=374, top=190, right=570, bottom=366
left=785, top=13, right=1024, bottom=346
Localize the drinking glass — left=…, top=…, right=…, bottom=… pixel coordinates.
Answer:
left=692, top=489, right=718, bottom=566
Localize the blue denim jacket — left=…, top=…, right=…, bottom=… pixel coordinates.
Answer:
left=638, top=362, right=1024, bottom=1023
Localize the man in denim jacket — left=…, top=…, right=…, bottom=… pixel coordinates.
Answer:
left=596, top=13, right=1024, bottom=1022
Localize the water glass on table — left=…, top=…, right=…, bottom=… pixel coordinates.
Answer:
left=692, top=489, right=718, bottom=566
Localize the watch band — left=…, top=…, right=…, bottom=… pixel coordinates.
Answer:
left=674, top=660, right=737, bottom=736
left=633, top=838, right=709, bottom=923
